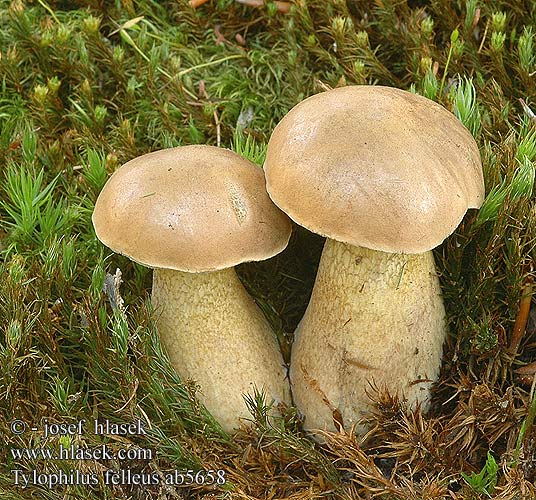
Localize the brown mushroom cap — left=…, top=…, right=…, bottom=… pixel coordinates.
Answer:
left=92, top=145, right=292, bottom=272
left=264, top=85, right=485, bottom=254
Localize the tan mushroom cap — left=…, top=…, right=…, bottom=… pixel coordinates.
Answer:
left=92, top=145, right=292, bottom=272
left=264, top=85, right=485, bottom=254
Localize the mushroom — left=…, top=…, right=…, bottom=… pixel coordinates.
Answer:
left=264, top=86, right=485, bottom=435
left=92, top=145, right=292, bottom=432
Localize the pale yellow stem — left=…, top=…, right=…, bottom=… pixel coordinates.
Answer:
left=152, top=267, right=290, bottom=432
left=290, top=239, right=447, bottom=436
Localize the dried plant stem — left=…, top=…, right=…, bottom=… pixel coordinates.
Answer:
left=236, top=0, right=291, bottom=13
left=516, top=360, right=536, bottom=377
left=189, top=0, right=210, bottom=8
left=509, top=282, right=533, bottom=355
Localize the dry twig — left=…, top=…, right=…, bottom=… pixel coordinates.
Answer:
left=236, top=0, right=291, bottom=14
left=509, top=282, right=533, bottom=355
left=189, top=0, right=210, bottom=8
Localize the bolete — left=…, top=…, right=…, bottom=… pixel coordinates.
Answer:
left=264, top=86, right=485, bottom=435
left=92, top=145, right=292, bottom=432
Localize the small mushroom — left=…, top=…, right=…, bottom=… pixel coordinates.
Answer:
left=92, top=145, right=292, bottom=432
left=264, top=86, right=485, bottom=435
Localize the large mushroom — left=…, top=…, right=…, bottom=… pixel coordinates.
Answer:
left=264, top=86, right=485, bottom=435
left=92, top=145, right=292, bottom=432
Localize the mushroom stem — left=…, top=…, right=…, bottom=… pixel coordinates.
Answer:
left=290, top=238, right=446, bottom=435
left=152, top=267, right=290, bottom=432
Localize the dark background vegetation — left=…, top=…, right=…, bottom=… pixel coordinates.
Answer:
left=1, top=0, right=536, bottom=498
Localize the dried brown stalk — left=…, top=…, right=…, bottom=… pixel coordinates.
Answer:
left=515, top=360, right=536, bottom=386
left=236, top=0, right=291, bottom=14
left=509, top=282, right=533, bottom=355
left=189, top=0, right=210, bottom=8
